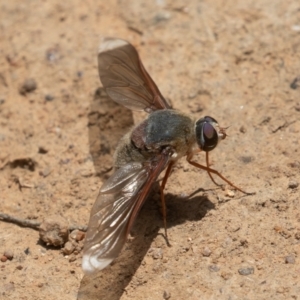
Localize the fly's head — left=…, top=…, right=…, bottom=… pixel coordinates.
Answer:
left=195, top=116, right=227, bottom=152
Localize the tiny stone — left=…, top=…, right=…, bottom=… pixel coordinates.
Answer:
left=202, top=247, right=212, bottom=257
left=45, top=94, right=54, bottom=101
left=0, top=99, right=5, bottom=105
left=153, top=11, right=171, bottom=24
left=240, top=126, right=246, bottom=133
left=238, top=267, right=254, bottom=276
left=75, top=230, right=85, bottom=242
left=62, top=242, right=75, bottom=255
left=69, top=255, right=77, bottom=262
left=240, top=156, right=253, bottom=164
left=1, top=256, right=7, bottom=262
left=182, top=165, right=189, bottom=172
left=225, top=190, right=235, bottom=198
left=163, top=290, right=171, bottom=299
left=19, top=78, right=37, bottom=95
left=69, top=229, right=79, bottom=241
left=3, top=282, right=14, bottom=291
left=277, top=287, right=284, bottom=294
left=3, top=250, right=14, bottom=260
left=285, top=254, right=295, bottom=264
left=295, top=232, right=300, bottom=240
left=288, top=181, right=299, bottom=189
left=240, top=239, right=248, bottom=247
left=208, top=264, right=220, bottom=272
left=80, top=169, right=94, bottom=178
left=221, top=271, right=232, bottom=280
left=16, top=265, right=23, bottom=270
left=152, top=248, right=163, bottom=260
left=37, top=283, right=44, bottom=288
left=39, top=168, right=52, bottom=177
left=39, top=215, right=69, bottom=246
left=290, top=76, right=300, bottom=90
left=188, top=91, right=197, bottom=99
left=38, top=146, right=49, bottom=154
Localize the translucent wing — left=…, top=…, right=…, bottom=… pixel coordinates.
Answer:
left=98, top=37, right=171, bottom=112
left=82, top=156, right=170, bottom=274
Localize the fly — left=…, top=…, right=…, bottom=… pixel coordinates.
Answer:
left=82, top=38, right=252, bottom=274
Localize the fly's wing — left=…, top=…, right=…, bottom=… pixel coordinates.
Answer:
left=82, top=155, right=170, bottom=274
left=98, top=37, right=171, bottom=112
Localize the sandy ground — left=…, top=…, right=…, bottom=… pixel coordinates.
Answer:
left=1, top=0, right=300, bottom=299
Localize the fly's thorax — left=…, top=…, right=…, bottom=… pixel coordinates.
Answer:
left=136, top=109, right=195, bottom=156
left=194, top=116, right=226, bottom=152
left=114, top=109, right=196, bottom=166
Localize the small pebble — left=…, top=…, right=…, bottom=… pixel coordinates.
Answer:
left=152, top=248, right=163, bottom=260
left=3, top=282, right=14, bottom=291
left=4, top=250, right=14, bottom=260
left=16, top=265, right=23, bottom=270
left=285, top=254, right=295, bottom=264
left=238, top=267, right=254, bottom=276
left=221, top=271, right=232, bottom=280
left=69, top=255, right=77, bottom=262
left=75, top=230, right=85, bottom=242
left=69, top=229, right=79, bottom=241
left=45, top=94, right=54, bottom=101
left=240, top=239, right=248, bottom=247
left=0, top=99, right=5, bottom=105
left=39, top=168, right=52, bottom=177
left=19, top=78, right=37, bottom=95
left=288, top=181, right=299, bottom=189
left=62, top=242, right=75, bottom=255
left=163, top=290, right=171, bottom=299
left=290, top=76, right=300, bottom=90
left=240, top=156, right=253, bottom=164
left=39, top=216, right=69, bottom=246
left=1, top=256, right=7, bottom=262
left=240, top=126, right=246, bottom=133
left=225, top=190, right=235, bottom=197
left=208, top=264, right=220, bottom=272
left=202, top=247, right=212, bottom=257
left=80, top=169, right=94, bottom=178
left=38, top=146, right=49, bottom=154
left=153, top=11, right=171, bottom=24
left=188, top=91, right=197, bottom=99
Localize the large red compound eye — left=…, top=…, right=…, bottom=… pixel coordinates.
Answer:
left=195, top=116, right=219, bottom=152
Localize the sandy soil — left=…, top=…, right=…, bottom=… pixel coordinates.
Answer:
left=1, top=0, right=300, bottom=299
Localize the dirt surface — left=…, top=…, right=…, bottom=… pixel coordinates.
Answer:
left=1, top=0, right=300, bottom=299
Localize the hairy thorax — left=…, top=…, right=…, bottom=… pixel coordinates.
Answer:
left=113, top=110, right=196, bottom=168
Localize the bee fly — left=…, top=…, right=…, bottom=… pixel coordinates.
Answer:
left=82, top=38, right=252, bottom=274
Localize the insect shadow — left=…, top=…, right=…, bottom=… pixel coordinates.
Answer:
left=78, top=182, right=214, bottom=300
left=87, top=87, right=134, bottom=179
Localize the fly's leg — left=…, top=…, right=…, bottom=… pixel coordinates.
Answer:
left=187, top=154, right=254, bottom=195
left=205, top=152, right=222, bottom=187
left=160, top=161, right=174, bottom=244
